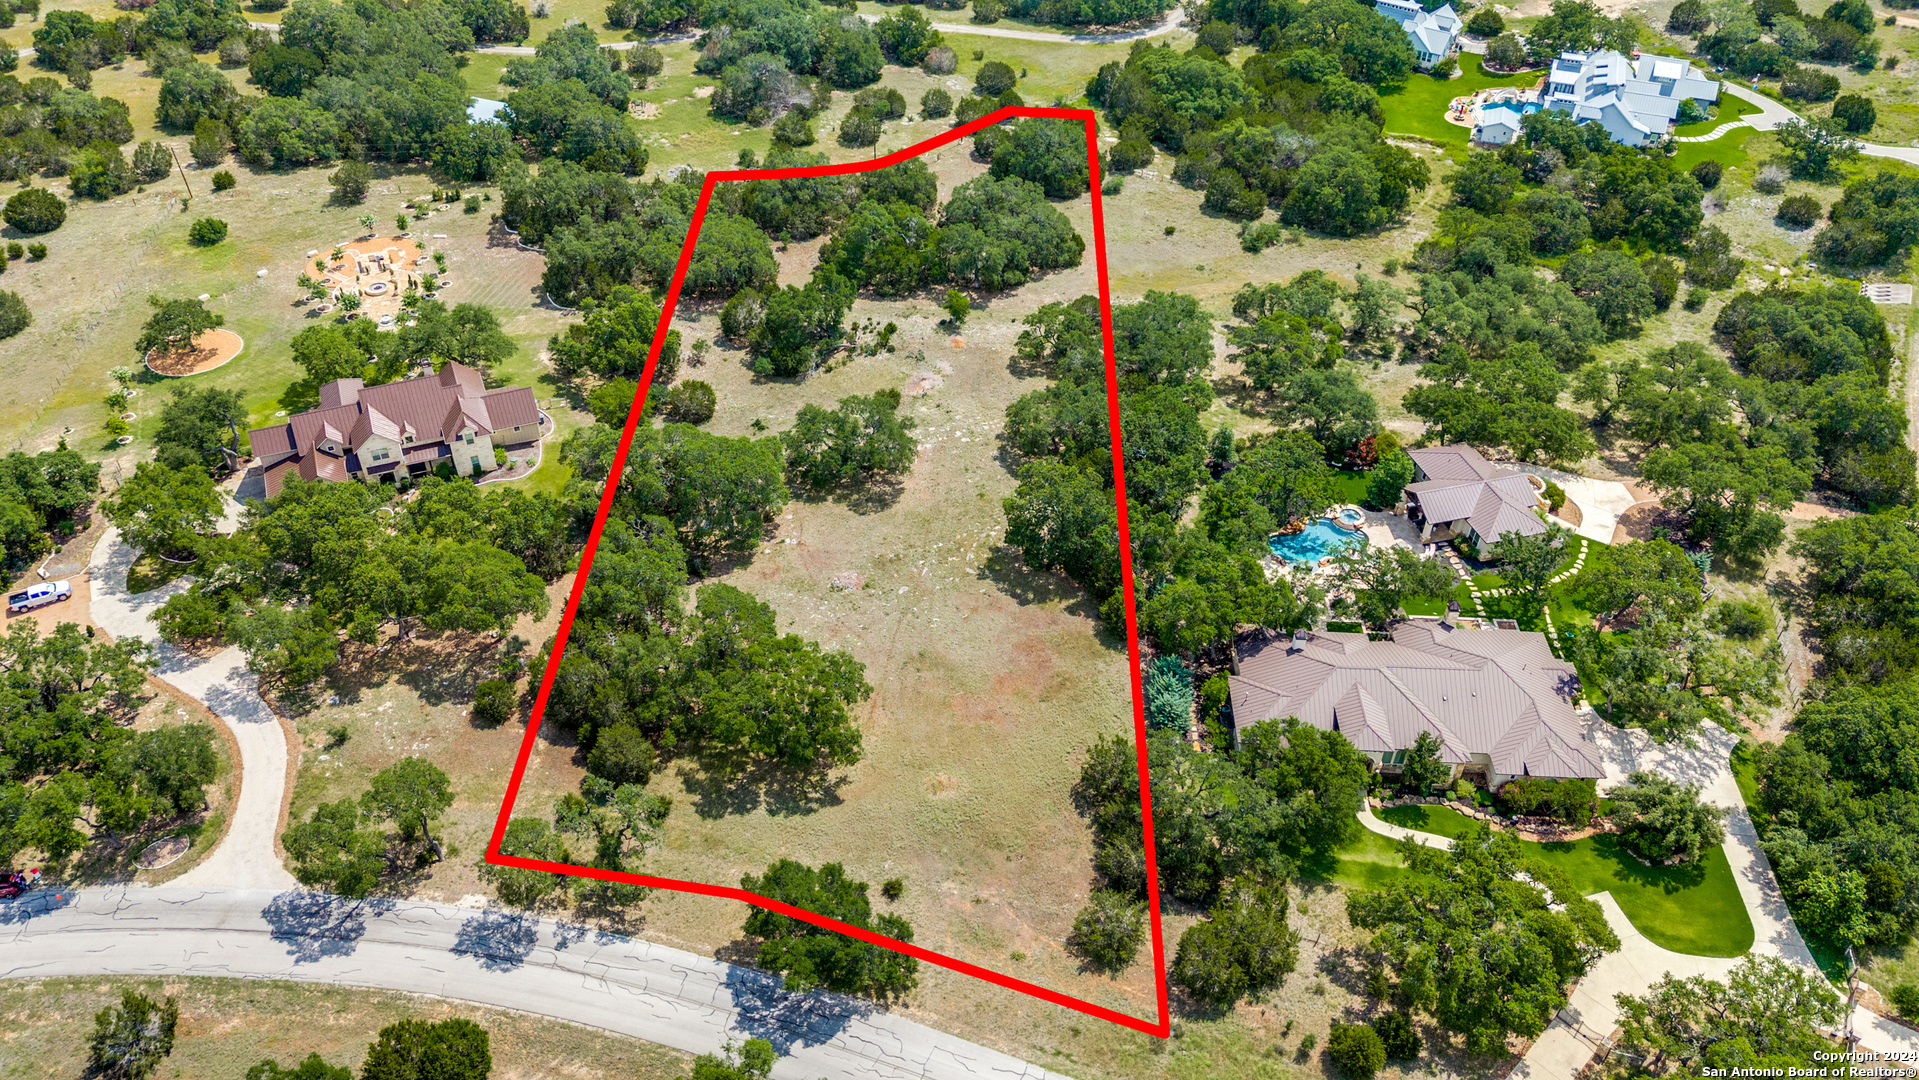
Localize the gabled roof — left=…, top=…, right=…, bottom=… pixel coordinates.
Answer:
left=1543, top=50, right=1720, bottom=145
left=1405, top=445, right=1547, bottom=539
left=244, top=362, right=541, bottom=491
left=1229, top=622, right=1601, bottom=780
left=1373, top=0, right=1459, bottom=57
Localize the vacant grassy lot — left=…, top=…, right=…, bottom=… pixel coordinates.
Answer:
left=0, top=977, right=693, bottom=1080
left=521, top=151, right=1163, bottom=1030
left=1378, top=803, right=1755, bottom=957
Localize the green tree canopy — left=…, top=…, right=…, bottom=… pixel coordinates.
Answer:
left=740, top=859, right=919, bottom=999
left=1347, top=824, right=1620, bottom=1055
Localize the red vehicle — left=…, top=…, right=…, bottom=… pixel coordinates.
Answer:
left=0, top=867, right=41, bottom=899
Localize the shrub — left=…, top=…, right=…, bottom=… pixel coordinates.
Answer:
left=586, top=724, right=657, bottom=784
left=1499, top=777, right=1598, bottom=825
left=4, top=187, right=66, bottom=234
left=464, top=194, right=480, bottom=212
left=1143, top=655, right=1192, bottom=733
left=771, top=111, right=814, bottom=147
left=1781, top=65, right=1840, bottom=101
left=1754, top=164, right=1788, bottom=194
left=1542, top=480, right=1567, bottom=511
left=839, top=109, right=881, bottom=147
left=852, top=86, right=906, bottom=121
left=1430, top=55, right=1457, bottom=77
left=921, top=46, right=956, bottom=74
left=330, top=160, right=372, bottom=203
left=1485, top=32, right=1525, bottom=70
left=211, top=170, right=235, bottom=191
left=4, top=242, right=17, bottom=260
left=1668, top=0, right=1708, bottom=31
left=188, top=217, right=228, bottom=245
left=628, top=43, right=664, bottom=78
left=471, top=678, right=515, bottom=725
left=1690, top=159, right=1722, bottom=189
left=972, top=0, right=1003, bottom=21
left=1328, top=1023, right=1386, bottom=1080
left=132, top=141, right=172, bottom=184
left=27, top=243, right=46, bottom=261
left=1832, top=93, right=1876, bottom=133
left=974, top=60, right=1016, bottom=96
left=1466, top=8, right=1503, bottom=34
left=1069, top=890, right=1146, bottom=972
left=1891, top=984, right=1919, bottom=1020
left=720, top=288, right=765, bottom=340
left=1775, top=194, right=1820, bottom=228
left=190, top=118, right=229, bottom=167
left=881, top=877, right=905, bottom=901
left=1712, top=599, right=1769, bottom=639
left=88, top=991, right=179, bottom=1080
left=1373, top=1010, right=1422, bottom=1060
left=954, top=94, right=994, bottom=123
left=920, top=87, right=953, bottom=119
left=0, top=290, right=27, bottom=340
left=662, top=379, right=716, bottom=423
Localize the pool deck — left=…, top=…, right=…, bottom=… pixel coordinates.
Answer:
left=1358, top=507, right=1422, bottom=552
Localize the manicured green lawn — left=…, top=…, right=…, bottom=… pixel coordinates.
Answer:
left=1455, top=535, right=1600, bottom=652
left=1377, top=804, right=1755, bottom=957
left=1671, top=125, right=1762, bottom=175
left=1330, top=468, right=1370, bottom=505
left=1301, top=825, right=1422, bottom=891
left=1379, top=55, right=1537, bottom=143
left=1673, top=93, right=1763, bottom=137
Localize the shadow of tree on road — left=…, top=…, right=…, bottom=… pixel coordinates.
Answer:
left=721, top=963, right=876, bottom=1056
left=451, top=907, right=542, bottom=971
left=260, top=891, right=395, bottom=963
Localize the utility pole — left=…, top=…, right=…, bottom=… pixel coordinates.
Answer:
left=167, top=144, right=195, bottom=210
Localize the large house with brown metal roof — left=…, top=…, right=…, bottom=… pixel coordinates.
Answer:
left=1228, top=622, right=1603, bottom=787
left=1403, top=444, right=1547, bottom=547
left=246, top=363, right=542, bottom=499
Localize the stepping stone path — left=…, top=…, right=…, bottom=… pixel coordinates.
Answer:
left=1459, top=542, right=1590, bottom=632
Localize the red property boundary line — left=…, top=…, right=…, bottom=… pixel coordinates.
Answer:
left=485, top=107, right=1169, bottom=1039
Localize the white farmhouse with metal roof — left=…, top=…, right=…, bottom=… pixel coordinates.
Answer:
left=1228, top=623, right=1604, bottom=787
left=1374, top=0, right=1462, bottom=69
left=1540, top=50, right=1720, bottom=146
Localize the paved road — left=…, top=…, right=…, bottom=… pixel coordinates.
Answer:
left=466, top=10, right=1183, bottom=55
left=88, top=527, right=298, bottom=893
left=856, top=8, right=1185, bottom=43
left=1714, top=82, right=1919, bottom=164
left=0, top=887, right=1064, bottom=1080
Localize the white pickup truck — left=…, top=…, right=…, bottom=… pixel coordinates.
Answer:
left=8, top=580, right=72, bottom=614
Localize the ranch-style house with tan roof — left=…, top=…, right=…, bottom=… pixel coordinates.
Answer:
left=1228, top=621, right=1603, bottom=788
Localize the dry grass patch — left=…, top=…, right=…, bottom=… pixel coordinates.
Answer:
left=0, top=976, right=692, bottom=1080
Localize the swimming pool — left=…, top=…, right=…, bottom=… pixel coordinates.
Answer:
left=1268, top=519, right=1370, bottom=564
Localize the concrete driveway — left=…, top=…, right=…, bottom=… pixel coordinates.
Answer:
left=1371, top=719, right=1881, bottom=1079
left=88, top=528, right=297, bottom=893
left=1513, top=465, right=1635, bottom=546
